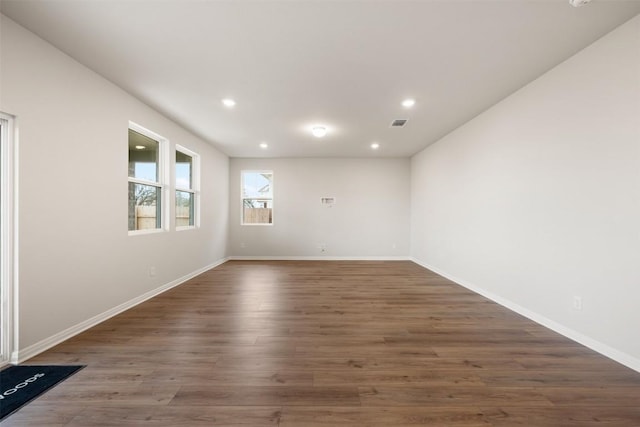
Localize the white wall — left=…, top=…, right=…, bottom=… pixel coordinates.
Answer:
left=0, top=15, right=229, bottom=358
left=229, top=158, right=410, bottom=258
left=411, top=15, right=640, bottom=369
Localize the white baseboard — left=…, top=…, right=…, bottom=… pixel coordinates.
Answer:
left=228, top=256, right=411, bottom=261
left=410, top=257, right=640, bottom=374
left=12, top=257, right=230, bottom=364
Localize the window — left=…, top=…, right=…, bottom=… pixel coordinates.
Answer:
left=128, top=124, right=166, bottom=233
left=241, top=171, right=273, bottom=225
left=175, top=146, right=199, bottom=229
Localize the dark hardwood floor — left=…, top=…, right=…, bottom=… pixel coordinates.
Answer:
left=3, top=261, right=640, bottom=426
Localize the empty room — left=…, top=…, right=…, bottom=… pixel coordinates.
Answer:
left=1, top=0, right=639, bottom=425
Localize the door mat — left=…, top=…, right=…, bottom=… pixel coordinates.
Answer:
left=0, top=364, right=85, bottom=420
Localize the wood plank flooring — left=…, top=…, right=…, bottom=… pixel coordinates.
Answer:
left=3, top=260, right=640, bottom=426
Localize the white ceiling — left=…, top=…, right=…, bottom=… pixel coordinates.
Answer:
left=2, top=1, right=639, bottom=158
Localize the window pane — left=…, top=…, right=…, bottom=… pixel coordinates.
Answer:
left=242, top=171, right=273, bottom=225
left=128, top=182, right=161, bottom=231
left=242, top=172, right=272, bottom=198
left=128, top=129, right=159, bottom=182
left=176, top=151, right=192, bottom=189
left=176, top=190, right=194, bottom=227
left=243, top=199, right=273, bottom=224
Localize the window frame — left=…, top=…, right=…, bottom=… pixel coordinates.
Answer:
left=241, top=170, right=274, bottom=226
left=175, top=144, right=200, bottom=231
left=128, top=122, right=169, bottom=235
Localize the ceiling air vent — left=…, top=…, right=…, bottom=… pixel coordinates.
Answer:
left=391, top=119, right=408, bottom=127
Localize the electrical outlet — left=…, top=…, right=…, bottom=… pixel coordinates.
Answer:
left=573, top=296, right=582, bottom=311
left=148, top=266, right=156, bottom=277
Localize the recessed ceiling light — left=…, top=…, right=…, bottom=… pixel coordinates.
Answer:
left=311, top=126, right=327, bottom=138
left=371, top=143, right=380, bottom=150
left=222, top=98, right=236, bottom=107
left=135, top=145, right=145, bottom=150
left=259, top=142, right=268, bottom=149
left=402, top=99, right=416, bottom=108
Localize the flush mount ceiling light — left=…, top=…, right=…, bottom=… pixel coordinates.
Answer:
left=402, top=98, right=416, bottom=108
left=135, top=145, right=145, bottom=150
left=311, top=126, right=328, bottom=138
left=222, top=98, right=236, bottom=107
left=259, top=142, right=268, bottom=149
left=371, top=143, right=380, bottom=150
left=569, top=0, right=591, bottom=6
